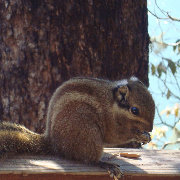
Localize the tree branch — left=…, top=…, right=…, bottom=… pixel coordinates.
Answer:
left=155, top=0, right=180, bottom=22
left=148, top=0, right=180, bottom=22
left=151, top=38, right=180, bottom=47
left=155, top=105, right=174, bottom=129
left=148, top=9, right=168, bottom=20
left=166, top=12, right=180, bottom=22
left=162, top=140, right=180, bottom=149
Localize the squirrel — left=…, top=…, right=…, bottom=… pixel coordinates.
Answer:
left=0, top=76, right=155, bottom=164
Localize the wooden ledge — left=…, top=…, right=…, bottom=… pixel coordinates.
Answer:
left=0, top=148, right=180, bottom=180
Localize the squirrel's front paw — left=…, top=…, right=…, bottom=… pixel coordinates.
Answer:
left=135, top=131, right=151, bottom=145
left=99, top=161, right=123, bottom=179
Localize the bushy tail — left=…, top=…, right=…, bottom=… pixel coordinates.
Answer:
left=0, top=122, right=50, bottom=156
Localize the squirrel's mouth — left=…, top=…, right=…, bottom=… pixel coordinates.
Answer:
left=137, top=131, right=151, bottom=145
left=131, top=129, right=151, bottom=145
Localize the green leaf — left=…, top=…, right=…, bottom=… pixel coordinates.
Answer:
left=168, top=59, right=176, bottom=75
left=157, top=63, right=166, bottom=77
left=166, top=90, right=171, bottom=99
left=176, top=39, right=180, bottom=43
left=151, top=64, right=156, bottom=75
left=173, top=45, right=177, bottom=52
left=178, top=44, right=180, bottom=55
left=177, top=59, right=180, bottom=67
left=172, top=127, right=180, bottom=141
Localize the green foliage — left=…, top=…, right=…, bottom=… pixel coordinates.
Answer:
left=147, top=0, right=180, bottom=150
left=173, top=39, right=180, bottom=54
left=157, top=62, right=166, bottom=77
left=150, top=58, right=178, bottom=77
left=166, top=89, right=171, bottom=99
left=177, top=60, right=180, bottom=68
left=149, top=25, right=180, bottom=150
left=149, top=42, right=180, bottom=149
left=167, top=59, right=176, bottom=75
left=151, top=64, right=156, bottom=75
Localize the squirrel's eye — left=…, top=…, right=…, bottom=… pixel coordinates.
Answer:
left=130, top=107, right=139, bottom=116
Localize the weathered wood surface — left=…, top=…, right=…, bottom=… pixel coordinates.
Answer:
left=0, top=148, right=180, bottom=180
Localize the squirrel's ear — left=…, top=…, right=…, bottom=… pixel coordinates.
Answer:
left=114, top=85, right=129, bottom=101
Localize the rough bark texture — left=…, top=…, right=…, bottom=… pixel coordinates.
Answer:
left=0, top=0, right=149, bottom=132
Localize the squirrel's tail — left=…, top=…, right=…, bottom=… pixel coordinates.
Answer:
left=0, top=121, right=50, bottom=156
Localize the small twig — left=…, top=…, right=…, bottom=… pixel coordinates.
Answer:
left=153, top=73, right=180, bottom=101
left=151, top=39, right=180, bottom=47
left=155, top=0, right=180, bottom=22
left=166, top=12, right=180, bottom=22
left=148, top=9, right=168, bottom=20
left=162, top=140, right=180, bottom=149
left=174, top=75, right=180, bottom=92
left=173, top=118, right=180, bottom=129
left=155, top=105, right=174, bottom=129
left=148, top=0, right=180, bottom=22
left=160, top=78, right=180, bottom=101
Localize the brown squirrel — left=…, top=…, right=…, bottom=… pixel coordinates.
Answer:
left=0, top=77, right=155, bottom=164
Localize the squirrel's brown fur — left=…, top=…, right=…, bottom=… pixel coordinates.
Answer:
left=0, top=77, right=155, bottom=163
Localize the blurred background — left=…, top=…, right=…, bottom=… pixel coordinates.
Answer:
left=147, top=0, right=180, bottom=149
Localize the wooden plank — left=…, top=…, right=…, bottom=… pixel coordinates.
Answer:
left=0, top=174, right=111, bottom=180
left=102, top=148, right=180, bottom=175
left=0, top=174, right=179, bottom=180
left=0, top=148, right=180, bottom=180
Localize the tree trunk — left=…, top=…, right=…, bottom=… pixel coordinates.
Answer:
left=0, top=0, right=149, bottom=133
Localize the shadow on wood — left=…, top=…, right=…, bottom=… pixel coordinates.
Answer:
left=0, top=148, right=180, bottom=180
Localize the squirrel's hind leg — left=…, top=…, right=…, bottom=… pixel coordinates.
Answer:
left=49, top=102, right=104, bottom=163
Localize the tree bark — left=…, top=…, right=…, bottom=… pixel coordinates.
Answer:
left=0, top=0, right=149, bottom=132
